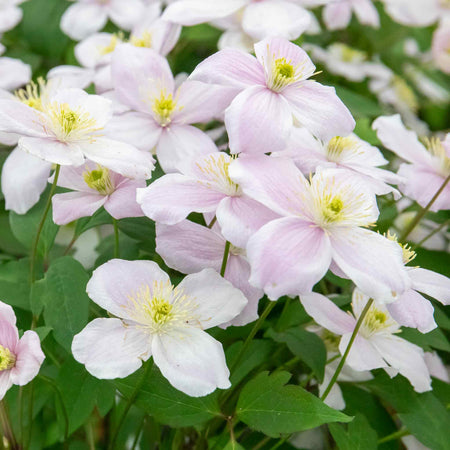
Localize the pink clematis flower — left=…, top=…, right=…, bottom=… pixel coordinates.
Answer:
left=323, top=0, right=379, bottom=30
left=373, top=115, right=450, bottom=212
left=51, top=162, right=146, bottom=225
left=0, top=87, right=155, bottom=179
left=190, top=37, right=355, bottom=154
left=109, top=44, right=235, bottom=173
left=137, top=152, right=279, bottom=248
left=301, top=290, right=432, bottom=393
left=156, top=219, right=263, bottom=326
left=163, top=0, right=312, bottom=42
left=274, top=126, right=402, bottom=198
left=380, top=0, right=448, bottom=27
left=0, top=301, right=45, bottom=400
left=60, top=0, right=147, bottom=41
left=229, top=156, right=410, bottom=301
left=72, top=259, right=247, bottom=396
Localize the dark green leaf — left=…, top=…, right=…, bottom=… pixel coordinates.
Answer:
left=329, top=414, right=378, bottom=450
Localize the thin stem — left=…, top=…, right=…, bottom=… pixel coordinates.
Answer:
left=208, top=216, right=217, bottom=229
left=220, top=241, right=231, bottom=277
left=229, top=301, right=276, bottom=374
left=30, top=165, right=60, bottom=284
left=25, top=383, right=34, bottom=449
left=113, top=219, right=120, bottom=259
left=377, top=427, right=410, bottom=444
left=321, top=298, right=374, bottom=401
left=413, top=219, right=449, bottom=249
left=0, top=402, right=18, bottom=450
left=400, top=175, right=450, bottom=242
left=63, top=233, right=79, bottom=255
left=108, top=360, right=153, bottom=450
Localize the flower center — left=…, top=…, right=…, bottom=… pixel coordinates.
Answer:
left=332, top=43, right=366, bottom=63
left=268, top=57, right=298, bottom=92
left=0, top=345, right=16, bottom=371
left=323, top=196, right=344, bottom=222
left=130, top=31, right=152, bottom=48
left=83, top=165, right=115, bottom=195
left=360, top=306, right=395, bottom=337
left=125, top=281, right=200, bottom=334
left=196, top=154, right=242, bottom=196
left=99, top=33, right=124, bottom=56
left=326, top=136, right=361, bottom=162
left=423, top=137, right=450, bottom=176
left=391, top=75, right=418, bottom=112
left=14, top=78, right=47, bottom=111
left=385, top=231, right=416, bottom=265
left=152, top=91, right=177, bottom=126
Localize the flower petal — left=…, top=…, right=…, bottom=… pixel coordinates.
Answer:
left=409, top=267, right=450, bottom=305
left=104, top=179, right=145, bottom=219
left=0, top=100, right=46, bottom=137
left=72, top=318, right=151, bottom=379
left=60, top=3, right=108, bottom=41
left=152, top=326, right=230, bottom=397
left=52, top=191, right=106, bottom=225
left=0, top=302, right=16, bottom=327
left=339, top=333, right=387, bottom=371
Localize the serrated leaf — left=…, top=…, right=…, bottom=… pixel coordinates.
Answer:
left=41, top=257, right=90, bottom=351
left=329, top=414, right=378, bottom=450
left=237, top=371, right=351, bottom=437
left=115, top=364, right=222, bottom=427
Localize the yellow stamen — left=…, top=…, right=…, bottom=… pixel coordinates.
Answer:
left=130, top=31, right=152, bottom=48
left=385, top=231, right=416, bottom=264
left=14, top=77, right=47, bottom=111
left=391, top=75, right=418, bottom=112
left=152, top=91, right=177, bottom=126
left=0, top=345, right=15, bottom=371
left=99, top=32, right=124, bottom=56
left=83, top=165, right=115, bottom=195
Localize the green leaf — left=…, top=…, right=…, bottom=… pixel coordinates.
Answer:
left=115, top=364, right=222, bottom=427
left=74, top=208, right=112, bottom=237
left=0, top=258, right=30, bottom=310
left=117, top=217, right=156, bottom=253
left=367, top=372, right=450, bottom=450
left=329, top=414, right=378, bottom=450
left=266, top=328, right=327, bottom=382
left=335, top=86, right=383, bottom=119
left=400, top=328, right=450, bottom=353
left=236, top=371, right=351, bottom=437
left=41, top=257, right=90, bottom=351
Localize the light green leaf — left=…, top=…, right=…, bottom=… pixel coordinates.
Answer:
left=329, top=414, right=378, bottom=450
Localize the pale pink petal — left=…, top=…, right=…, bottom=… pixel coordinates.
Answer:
left=55, top=164, right=94, bottom=192
left=229, top=155, right=310, bottom=217
left=137, top=174, right=226, bottom=224
left=9, top=331, right=44, bottom=386
left=397, top=164, right=449, bottom=212
left=2, top=147, right=52, bottom=214
left=247, top=217, right=332, bottom=300
left=156, top=220, right=224, bottom=274
left=74, top=33, right=114, bottom=69
left=353, top=0, right=380, bottom=27
left=144, top=19, right=181, bottom=56
left=86, top=259, right=170, bottom=320
left=372, top=115, right=431, bottom=166
left=152, top=326, right=230, bottom=397
left=47, top=65, right=94, bottom=90
left=104, top=179, right=145, bottom=219
left=424, top=352, right=449, bottom=382
left=0, top=372, right=12, bottom=401
left=300, top=292, right=356, bottom=335
left=108, top=0, right=146, bottom=30
left=0, top=100, right=46, bottom=137
left=190, top=48, right=265, bottom=89
left=283, top=80, right=355, bottom=141
left=0, top=320, right=19, bottom=350
left=242, top=1, right=310, bottom=41
left=19, top=138, right=85, bottom=166
left=174, top=80, right=236, bottom=124
left=387, top=290, right=437, bottom=334
left=0, top=57, right=31, bottom=91
left=52, top=191, right=106, bottom=225
left=104, top=112, right=162, bottom=152
left=371, top=335, right=431, bottom=393
left=225, top=85, right=293, bottom=154
left=72, top=318, right=151, bottom=379
left=339, top=333, right=387, bottom=371
left=330, top=228, right=411, bottom=303
left=216, top=195, right=280, bottom=248
left=60, top=3, right=108, bottom=41
left=156, top=124, right=218, bottom=174
left=0, top=302, right=16, bottom=326
left=81, top=137, right=155, bottom=180
left=409, top=267, right=450, bottom=305
left=323, top=2, right=352, bottom=30
left=162, top=0, right=247, bottom=26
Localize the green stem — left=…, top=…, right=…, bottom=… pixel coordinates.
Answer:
left=229, top=301, right=276, bottom=374
left=220, top=241, right=231, bottom=277
left=113, top=219, right=120, bottom=259
left=0, top=402, right=18, bottom=450
left=399, top=175, right=450, bottom=242
left=377, top=427, right=410, bottom=444
left=108, top=360, right=153, bottom=450
left=413, top=219, right=449, bottom=249
left=208, top=216, right=217, bottom=229
left=321, top=298, right=374, bottom=401
left=30, top=164, right=60, bottom=284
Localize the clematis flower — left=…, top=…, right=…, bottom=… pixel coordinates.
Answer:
left=190, top=37, right=355, bottom=154
left=301, top=290, right=432, bottom=393
left=72, top=259, right=247, bottom=396
left=0, top=0, right=26, bottom=33
left=229, top=156, right=410, bottom=301
left=274, top=126, right=402, bottom=198
left=0, top=300, right=45, bottom=400
left=137, top=152, right=279, bottom=248
left=60, top=0, right=147, bottom=41
left=380, top=0, right=448, bottom=27
left=163, top=0, right=312, bottom=42
left=323, top=0, right=379, bottom=30
left=373, top=115, right=450, bottom=211
left=0, top=86, right=155, bottom=179
left=156, top=219, right=263, bottom=326
left=0, top=45, right=31, bottom=91
left=51, top=162, right=146, bottom=225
